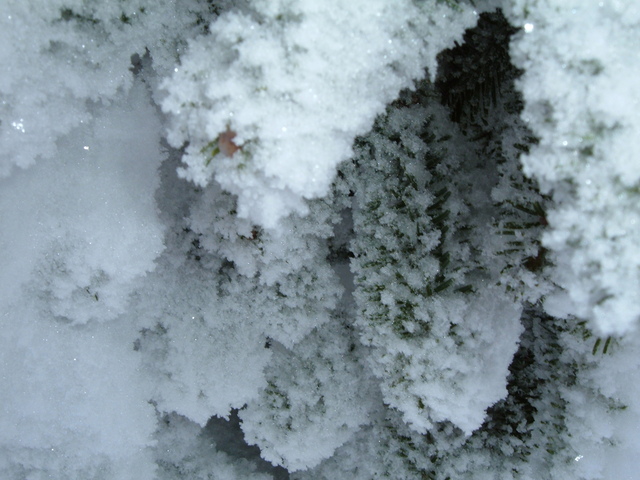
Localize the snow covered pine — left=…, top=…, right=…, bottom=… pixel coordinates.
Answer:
left=1, top=1, right=639, bottom=479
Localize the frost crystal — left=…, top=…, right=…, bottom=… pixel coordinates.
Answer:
left=162, top=0, right=476, bottom=227
left=506, top=1, right=640, bottom=334
left=2, top=2, right=640, bottom=479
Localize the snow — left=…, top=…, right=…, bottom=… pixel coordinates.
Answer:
left=155, top=413, right=274, bottom=480
left=0, top=79, right=165, bottom=478
left=0, top=303, right=157, bottom=479
left=349, top=87, right=525, bottom=437
left=1, top=1, right=640, bottom=479
left=133, top=262, right=272, bottom=426
left=0, top=82, right=165, bottom=324
left=239, top=320, right=377, bottom=471
left=505, top=0, right=640, bottom=335
left=162, top=0, right=477, bottom=227
left=0, top=0, right=214, bottom=176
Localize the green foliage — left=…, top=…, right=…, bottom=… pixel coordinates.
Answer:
left=331, top=10, right=589, bottom=478
left=349, top=82, right=475, bottom=342
left=436, top=9, right=551, bottom=302
left=200, top=139, right=220, bottom=166
left=436, top=11, right=520, bottom=125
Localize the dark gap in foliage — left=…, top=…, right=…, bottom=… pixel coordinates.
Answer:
left=205, top=410, right=290, bottom=479
left=436, top=10, right=521, bottom=126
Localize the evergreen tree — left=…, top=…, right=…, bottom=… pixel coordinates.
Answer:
left=1, top=1, right=640, bottom=479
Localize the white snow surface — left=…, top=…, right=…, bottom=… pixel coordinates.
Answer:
left=371, top=289, right=523, bottom=436
left=0, top=81, right=165, bottom=478
left=162, top=0, right=478, bottom=227
left=0, top=304, right=157, bottom=479
left=506, top=0, right=640, bottom=334
left=0, top=0, right=208, bottom=177
left=2, top=1, right=640, bottom=479
left=0, top=81, right=165, bottom=323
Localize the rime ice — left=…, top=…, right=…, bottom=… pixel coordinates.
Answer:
left=1, top=1, right=640, bottom=479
